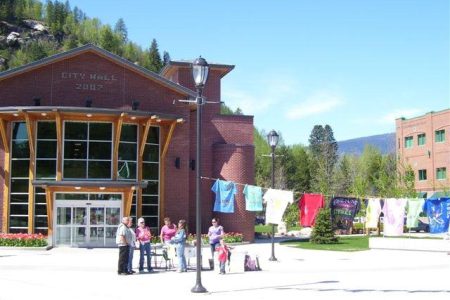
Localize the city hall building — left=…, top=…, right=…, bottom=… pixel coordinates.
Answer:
left=0, top=44, right=255, bottom=247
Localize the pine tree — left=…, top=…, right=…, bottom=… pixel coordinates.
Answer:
left=163, top=50, right=171, bottom=65
left=146, top=39, right=163, bottom=73
left=114, top=18, right=127, bottom=43
left=310, top=208, right=338, bottom=244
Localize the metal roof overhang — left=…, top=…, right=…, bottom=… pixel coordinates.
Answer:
left=32, top=180, right=148, bottom=189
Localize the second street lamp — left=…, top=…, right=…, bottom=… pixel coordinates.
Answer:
left=191, top=56, right=209, bottom=294
left=267, top=129, right=279, bottom=261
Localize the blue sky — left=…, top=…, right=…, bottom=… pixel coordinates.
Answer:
left=68, top=0, right=449, bottom=145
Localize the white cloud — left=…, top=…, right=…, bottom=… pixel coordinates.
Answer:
left=286, top=92, right=344, bottom=120
left=379, top=108, right=424, bottom=124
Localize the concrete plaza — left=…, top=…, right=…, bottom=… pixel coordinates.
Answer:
left=0, top=239, right=449, bottom=300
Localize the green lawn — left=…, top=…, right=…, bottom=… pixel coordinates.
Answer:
left=282, top=236, right=369, bottom=252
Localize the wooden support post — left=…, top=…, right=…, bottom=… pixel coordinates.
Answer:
left=113, top=113, right=125, bottom=180
left=1, top=119, right=10, bottom=232
left=55, top=112, right=63, bottom=181
left=24, top=113, right=35, bottom=234
left=159, top=121, right=177, bottom=222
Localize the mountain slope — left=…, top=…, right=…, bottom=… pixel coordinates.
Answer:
left=338, top=133, right=395, bottom=156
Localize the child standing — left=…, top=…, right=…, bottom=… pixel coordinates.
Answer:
left=216, top=239, right=231, bottom=274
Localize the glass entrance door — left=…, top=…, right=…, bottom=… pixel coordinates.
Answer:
left=54, top=193, right=122, bottom=247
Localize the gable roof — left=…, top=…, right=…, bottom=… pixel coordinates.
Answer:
left=0, top=44, right=196, bottom=98
left=160, top=60, right=234, bottom=79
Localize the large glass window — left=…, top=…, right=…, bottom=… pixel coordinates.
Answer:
left=435, top=130, right=445, bottom=143
left=9, top=122, right=29, bottom=233
left=417, top=134, right=426, bottom=146
left=118, top=124, right=137, bottom=180
left=404, top=136, right=413, bottom=148
left=418, top=169, right=427, bottom=181
left=436, top=167, right=447, bottom=180
left=63, top=122, right=112, bottom=179
left=142, top=126, right=160, bottom=231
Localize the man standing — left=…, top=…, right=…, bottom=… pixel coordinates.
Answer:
left=116, top=216, right=130, bottom=275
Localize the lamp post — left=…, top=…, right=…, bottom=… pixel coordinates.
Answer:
left=267, top=129, right=279, bottom=261
left=191, top=56, right=209, bottom=293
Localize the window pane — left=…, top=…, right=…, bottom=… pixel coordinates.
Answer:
left=10, top=179, right=29, bottom=193
left=143, top=145, right=159, bottom=162
left=89, top=194, right=121, bottom=201
left=35, top=228, right=48, bottom=235
left=10, top=194, right=28, bottom=203
left=64, top=141, right=87, bottom=159
left=11, top=160, right=29, bottom=177
left=142, top=195, right=158, bottom=205
left=35, top=216, right=48, bottom=228
left=65, top=122, right=87, bottom=140
left=64, top=161, right=87, bottom=178
left=121, top=124, right=137, bottom=142
left=118, top=143, right=137, bottom=161
left=89, top=142, right=112, bottom=159
left=143, top=217, right=158, bottom=228
left=143, top=163, right=158, bottom=180
left=142, top=181, right=158, bottom=195
left=37, top=141, right=57, bottom=158
left=9, top=216, right=28, bottom=227
left=56, top=193, right=88, bottom=200
left=117, top=161, right=136, bottom=180
left=88, top=161, right=111, bottom=179
left=35, top=204, right=47, bottom=216
left=12, top=141, right=30, bottom=158
left=10, top=204, right=28, bottom=215
left=142, top=205, right=158, bottom=216
left=12, top=122, right=28, bottom=140
left=90, top=123, right=112, bottom=140
left=36, top=160, right=57, bottom=178
left=35, top=193, right=46, bottom=204
left=146, top=127, right=159, bottom=144
left=37, top=122, right=56, bottom=139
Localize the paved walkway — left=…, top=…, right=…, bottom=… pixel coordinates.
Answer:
left=1, top=240, right=449, bottom=300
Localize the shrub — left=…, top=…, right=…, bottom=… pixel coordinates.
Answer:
left=0, top=233, right=48, bottom=247
left=186, top=232, right=243, bottom=244
left=310, top=208, right=339, bottom=244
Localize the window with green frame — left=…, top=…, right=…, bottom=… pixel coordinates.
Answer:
left=435, top=129, right=445, bottom=143
left=436, top=167, right=447, bottom=180
left=418, top=169, right=427, bottom=181
left=417, top=134, right=426, bottom=146
left=404, top=136, right=413, bottom=148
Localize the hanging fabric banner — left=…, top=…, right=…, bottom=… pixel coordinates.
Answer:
left=298, top=193, right=325, bottom=227
left=423, top=197, right=450, bottom=233
left=211, top=179, right=237, bottom=213
left=263, top=189, right=294, bottom=225
left=243, top=184, right=263, bottom=211
left=406, top=198, right=425, bottom=228
left=382, top=198, right=407, bottom=236
left=365, top=198, right=382, bottom=229
left=330, top=197, right=361, bottom=231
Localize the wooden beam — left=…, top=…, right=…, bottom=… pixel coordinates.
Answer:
left=159, top=121, right=177, bottom=224
left=1, top=121, right=10, bottom=232
left=0, top=118, right=9, bottom=154
left=24, top=113, right=36, bottom=233
left=124, top=188, right=134, bottom=217
left=55, top=112, right=63, bottom=181
left=137, top=124, right=144, bottom=218
left=113, top=113, right=125, bottom=180
left=45, top=188, right=53, bottom=238
left=24, top=113, right=35, bottom=159
left=139, top=118, right=153, bottom=157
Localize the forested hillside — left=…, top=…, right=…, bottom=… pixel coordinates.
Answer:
left=0, top=0, right=168, bottom=72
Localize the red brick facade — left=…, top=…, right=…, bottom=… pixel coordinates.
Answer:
left=396, top=109, right=450, bottom=193
left=0, top=45, right=255, bottom=240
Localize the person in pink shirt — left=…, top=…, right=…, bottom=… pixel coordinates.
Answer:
left=135, top=217, right=153, bottom=272
left=160, top=217, right=177, bottom=244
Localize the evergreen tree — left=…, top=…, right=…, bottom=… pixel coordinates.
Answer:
left=163, top=50, right=170, bottom=66
left=146, top=38, right=163, bottom=73
left=99, top=25, right=121, bottom=54
left=114, top=18, right=127, bottom=43
left=310, top=208, right=338, bottom=244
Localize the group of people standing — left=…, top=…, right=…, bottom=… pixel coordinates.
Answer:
left=116, top=216, right=231, bottom=275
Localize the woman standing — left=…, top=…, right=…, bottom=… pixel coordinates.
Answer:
left=160, top=217, right=177, bottom=244
left=208, top=217, right=224, bottom=259
left=171, top=219, right=187, bottom=273
left=135, top=217, right=153, bottom=273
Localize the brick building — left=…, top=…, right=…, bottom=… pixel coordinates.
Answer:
left=396, top=109, right=450, bottom=194
left=0, top=44, right=255, bottom=247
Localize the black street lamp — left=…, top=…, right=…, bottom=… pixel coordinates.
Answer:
left=191, top=56, right=209, bottom=294
left=267, top=129, right=279, bottom=261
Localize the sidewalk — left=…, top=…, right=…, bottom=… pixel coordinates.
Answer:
left=0, top=240, right=449, bottom=300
